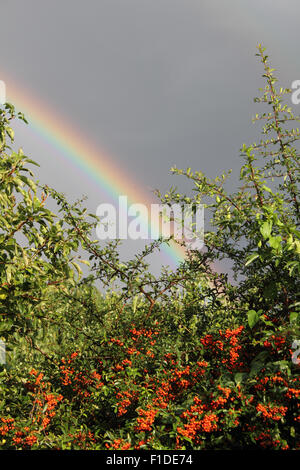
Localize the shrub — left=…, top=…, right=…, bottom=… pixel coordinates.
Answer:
left=0, top=45, right=299, bottom=450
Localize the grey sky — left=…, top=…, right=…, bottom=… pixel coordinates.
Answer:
left=1, top=0, right=300, bottom=271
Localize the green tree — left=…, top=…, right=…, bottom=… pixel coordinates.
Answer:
left=0, top=45, right=299, bottom=451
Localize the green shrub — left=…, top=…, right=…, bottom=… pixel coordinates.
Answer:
left=0, top=45, right=299, bottom=450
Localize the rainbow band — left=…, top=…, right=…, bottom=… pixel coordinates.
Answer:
left=3, top=74, right=186, bottom=267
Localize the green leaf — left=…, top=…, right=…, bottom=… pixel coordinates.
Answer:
left=249, top=351, right=270, bottom=377
left=132, top=295, right=138, bottom=313
left=5, top=127, right=14, bottom=141
left=71, top=261, right=82, bottom=278
left=245, top=253, right=259, bottom=266
left=0, top=319, right=13, bottom=332
left=247, top=310, right=260, bottom=328
left=78, top=259, right=90, bottom=267
left=268, top=235, right=281, bottom=250
left=290, top=312, right=299, bottom=324
left=260, top=221, right=272, bottom=239
left=234, top=372, right=247, bottom=385
left=6, top=265, right=12, bottom=283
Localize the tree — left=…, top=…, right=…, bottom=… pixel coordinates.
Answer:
left=0, top=45, right=299, bottom=450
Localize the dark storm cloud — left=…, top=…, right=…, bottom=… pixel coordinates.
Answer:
left=1, top=0, right=300, bottom=190
left=1, top=0, right=300, bottom=270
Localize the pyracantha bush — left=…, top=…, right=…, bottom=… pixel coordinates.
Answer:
left=0, top=45, right=299, bottom=450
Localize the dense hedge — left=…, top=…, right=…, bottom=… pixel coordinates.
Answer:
left=1, top=303, right=299, bottom=450
left=0, top=45, right=299, bottom=450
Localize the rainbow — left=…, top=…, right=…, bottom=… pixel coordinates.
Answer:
left=3, top=73, right=187, bottom=268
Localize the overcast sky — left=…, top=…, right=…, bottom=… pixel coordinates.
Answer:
left=1, top=0, right=300, bottom=272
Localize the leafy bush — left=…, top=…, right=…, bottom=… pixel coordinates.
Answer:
left=0, top=45, right=299, bottom=450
